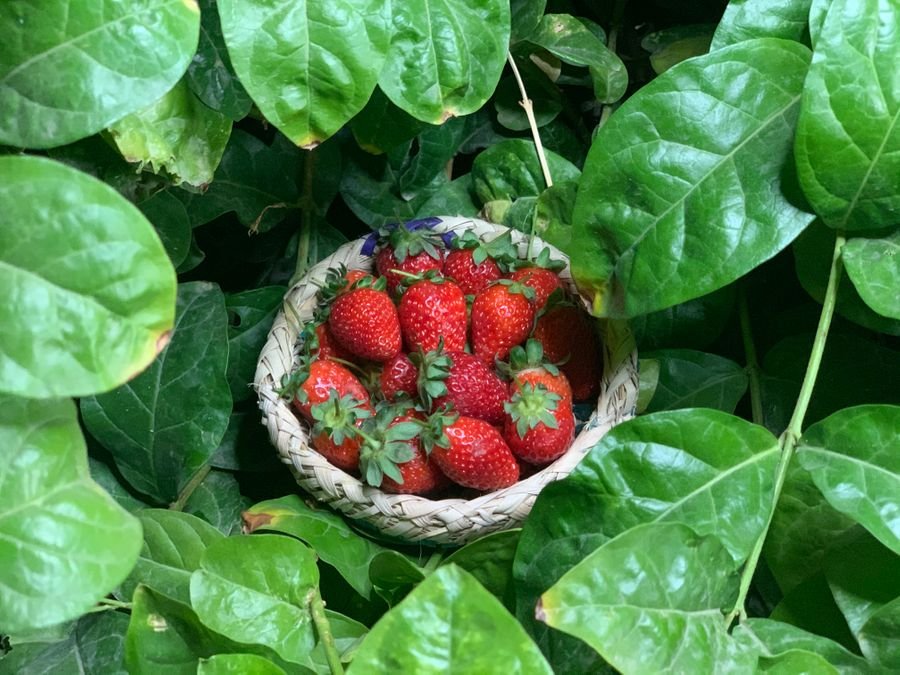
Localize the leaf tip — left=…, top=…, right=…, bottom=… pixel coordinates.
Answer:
left=535, top=597, right=548, bottom=623
left=241, top=510, right=273, bottom=533
left=182, top=0, right=199, bottom=13
left=156, top=329, right=172, bottom=355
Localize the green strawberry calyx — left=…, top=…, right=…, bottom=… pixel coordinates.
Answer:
left=410, top=342, right=452, bottom=408
left=358, top=403, right=421, bottom=488
left=504, top=383, right=560, bottom=439
left=309, top=391, right=372, bottom=443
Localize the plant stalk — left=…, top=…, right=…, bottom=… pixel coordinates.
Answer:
left=294, top=150, right=318, bottom=282
left=738, top=285, right=764, bottom=427
left=423, top=549, right=444, bottom=573
left=309, top=588, right=345, bottom=675
left=170, top=464, right=211, bottom=512
left=726, top=233, right=845, bottom=626
left=506, top=52, right=553, bottom=191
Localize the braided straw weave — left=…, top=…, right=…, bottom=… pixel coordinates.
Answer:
left=255, top=216, right=639, bottom=545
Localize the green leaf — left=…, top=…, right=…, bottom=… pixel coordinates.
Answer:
left=187, top=0, right=253, bottom=120
left=368, top=550, right=426, bottom=606
left=843, top=231, right=900, bottom=320
left=210, top=411, right=282, bottom=473
left=378, top=0, right=510, bottom=124
left=539, top=522, right=752, bottom=673
left=637, top=358, right=660, bottom=414
left=757, top=651, right=840, bottom=674
left=0, top=0, right=200, bottom=148
left=81, top=282, right=232, bottom=504
left=527, top=14, right=628, bottom=103
left=631, top=286, right=736, bottom=351
left=711, top=0, right=813, bottom=50
left=88, top=457, right=151, bottom=514
left=808, top=0, right=831, bottom=46
left=347, top=565, right=553, bottom=674
left=642, top=349, right=749, bottom=413
left=797, top=405, right=900, bottom=556
left=120, top=509, right=223, bottom=605
left=794, top=0, right=900, bottom=230
left=442, top=530, right=521, bottom=607
left=0, top=396, right=142, bottom=633
left=533, top=181, right=578, bottom=254
left=198, top=654, right=287, bottom=675
left=415, top=174, right=480, bottom=219
left=310, top=611, right=367, bottom=669
left=0, top=156, right=176, bottom=398
left=645, top=29, right=714, bottom=75
left=399, top=118, right=470, bottom=197
left=473, top=139, right=581, bottom=203
left=184, top=470, right=251, bottom=535
left=139, top=190, right=193, bottom=269
left=494, top=65, right=562, bottom=132
left=189, top=535, right=319, bottom=667
left=225, top=286, right=285, bottom=402
left=0, top=611, right=129, bottom=675
left=244, top=496, right=387, bottom=600
left=769, top=572, right=859, bottom=652
left=859, top=599, right=900, bottom=669
left=108, top=78, right=232, bottom=188
left=218, top=0, right=390, bottom=147
left=510, top=0, right=545, bottom=43
left=571, top=38, right=815, bottom=318
left=350, top=87, right=429, bottom=154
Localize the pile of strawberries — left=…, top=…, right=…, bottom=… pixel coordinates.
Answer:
left=280, top=221, right=602, bottom=496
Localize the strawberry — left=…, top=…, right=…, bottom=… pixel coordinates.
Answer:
left=509, top=267, right=562, bottom=310
left=422, top=413, right=519, bottom=491
left=532, top=305, right=602, bottom=400
left=308, top=392, right=373, bottom=472
left=379, top=353, right=418, bottom=401
left=398, top=275, right=467, bottom=353
left=471, top=280, right=536, bottom=363
left=311, top=322, right=352, bottom=361
left=503, top=383, right=574, bottom=465
left=414, top=348, right=508, bottom=425
left=282, top=358, right=371, bottom=421
left=343, top=268, right=372, bottom=289
left=376, top=411, right=449, bottom=494
left=504, top=340, right=573, bottom=406
left=328, top=279, right=402, bottom=362
left=374, top=224, right=446, bottom=295
left=443, top=230, right=517, bottom=295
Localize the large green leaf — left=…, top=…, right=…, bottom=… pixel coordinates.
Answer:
left=794, top=0, right=900, bottom=230
left=108, top=78, right=232, bottom=188
left=0, top=0, right=199, bottom=148
left=190, top=535, right=319, bottom=667
left=378, top=0, right=510, bottom=124
left=225, top=286, right=285, bottom=402
left=399, top=118, right=470, bottom=197
left=243, top=496, right=387, bottom=600
left=442, top=529, right=520, bottom=607
left=527, top=14, right=627, bottom=103
left=843, top=231, right=900, bottom=320
left=88, top=457, right=151, bottom=514
left=120, top=509, right=224, bottom=605
left=539, top=522, right=752, bottom=673
left=797, top=405, right=900, bottom=555
left=198, top=653, right=287, bottom=675
left=769, top=572, right=858, bottom=652
left=81, top=282, right=232, bottom=504
left=631, top=286, right=736, bottom=351
left=139, top=190, right=193, bottom=269
left=859, top=599, right=900, bottom=669
left=347, top=565, right=553, bottom=674
left=184, top=470, right=250, bottom=535
left=218, top=0, right=390, bottom=147
left=473, top=139, right=581, bottom=203
left=642, top=349, right=748, bottom=413
left=711, top=0, right=813, bottom=50
left=0, top=611, right=129, bottom=675
left=349, top=87, right=429, bottom=154
left=0, top=396, right=142, bottom=633
left=0, top=156, right=176, bottom=398
left=571, top=38, right=815, bottom=318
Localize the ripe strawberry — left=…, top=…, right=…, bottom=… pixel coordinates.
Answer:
left=328, top=281, right=402, bottom=362
left=503, top=383, right=574, bottom=465
left=471, top=280, right=536, bottom=363
left=423, top=414, right=519, bottom=491
left=504, top=340, right=573, bottom=406
left=398, top=276, right=467, bottom=353
left=509, top=267, right=562, bottom=310
left=380, top=353, right=418, bottom=401
left=443, top=230, right=516, bottom=295
left=374, top=224, right=446, bottom=295
left=357, top=406, right=424, bottom=488
left=308, top=392, right=373, bottom=472
left=414, top=349, right=508, bottom=425
left=532, top=305, right=601, bottom=400
left=343, top=269, right=372, bottom=289
left=311, top=322, right=352, bottom=361
left=282, top=359, right=371, bottom=421
left=376, top=412, right=449, bottom=494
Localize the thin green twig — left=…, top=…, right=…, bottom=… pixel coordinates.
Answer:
left=309, top=588, right=344, bottom=675
left=738, top=284, right=764, bottom=427
left=170, top=464, right=211, bottom=512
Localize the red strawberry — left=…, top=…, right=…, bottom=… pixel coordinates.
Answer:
left=328, top=283, right=402, bottom=362
left=283, top=359, right=371, bottom=421
left=343, top=269, right=372, bottom=289
left=415, top=349, right=508, bottom=425
left=374, top=224, right=446, bottom=295
left=377, top=412, right=448, bottom=494
left=471, top=280, right=536, bottom=363
left=308, top=392, right=373, bottom=472
left=425, top=415, right=519, bottom=491
left=312, top=322, right=352, bottom=361
left=444, top=249, right=502, bottom=296
left=398, top=276, right=467, bottom=353
left=503, top=383, right=574, bottom=465
left=509, top=267, right=562, bottom=310
left=532, top=305, right=602, bottom=400
left=380, top=353, right=418, bottom=401
left=505, top=340, right=573, bottom=406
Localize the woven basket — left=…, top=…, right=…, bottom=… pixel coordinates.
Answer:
left=255, top=216, right=639, bottom=546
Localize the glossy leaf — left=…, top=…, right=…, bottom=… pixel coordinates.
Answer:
left=711, top=0, right=812, bottom=50
left=859, top=599, right=900, bottom=669
left=769, top=572, right=858, bottom=651
left=219, top=0, right=390, bottom=147
left=794, top=0, right=900, bottom=230
left=368, top=550, right=426, bottom=606
left=843, top=231, right=900, bottom=320
left=81, top=282, right=232, bottom=504
left=510, top=0, right=545, bottom=43
left=184, top=470, right=250, bottom=535
left=0, top=396, right=142, bottom=633
left=642, top=349, right=748, bottom=413
left=187, top=0, right=253, bottom=120
left=210, top=411, right=283, bottom=473
left=0, top=0, right=199, bottom=148
left=120, top=509, right=223, bottom=605
left=571, top=39, right=815, bottom=318
left=139, top=190, right=192, bottom=269
left=637, top=358, right=660, bottom=414
left=528, top=14, right=627, bottom=103
left=533, top=181, right=578, bottom=254
left=198, top=653, right=287, bottom=675
left=415, top=175, right=480, bottom=219
left=494, top=67, right=562, bottom=132
left=310, top=611, right=368, bottom=669
left=0, top=156, right=176, bottom=398
left=0, top=611, right=129, bottom=675
left=473, top=139, right=581, bottom=203
left=645, top=29, right=714, bottom=74
left=243, top=495, right=386, bottom=600
left=797, top=405, right=900, bottom=555
left=108, top=78, right=232, bottom=188
left=539, top=522, right=752, bottom=673
left=88, top=457, right=150, bottom=514
left=442, top=529, right=520, bottom=606
left=190, top=535, right=319, bottom=667
left=347, top=565, right=553, bottom=674
left=399, top=117, right=470, bottom=196
left=808, top=0, right=831, bottom=46
left=225, top=286, right=285, bottom=401
left=350, top=87, right=429, bottom=154
left=631, top=286, right=736, bottom=351
left=378, top=0, right=510, bottom=124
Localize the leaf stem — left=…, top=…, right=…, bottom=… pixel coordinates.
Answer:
left=88, top=597, right=133, bottom=613
left=423, top=549, right=444, bottom=573
left=506, top=52, right=553, bottom=191
left=309, top=588, right=344, bottom=675
left=170, top=464, right=211, bottom=512
left=738, top=284, right=764, bottom=427
left=726, top=232, right=845, bottom=626
left=294, top=150, right=318, bottom=282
